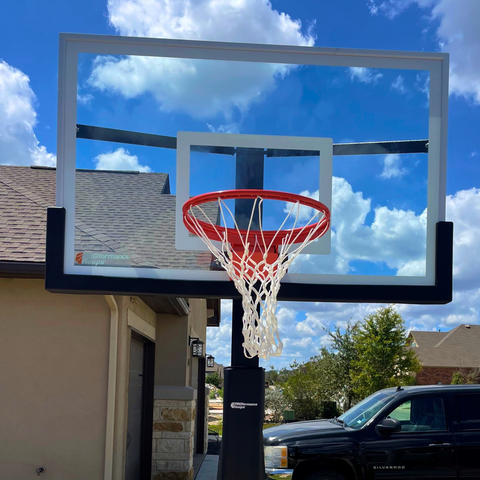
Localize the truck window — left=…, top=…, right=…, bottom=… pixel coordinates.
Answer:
left=457, top=394, right=480, bottom=431
left=389, top=400, right=411, bottom=422
left=388, top=397, right=446, bottom=432
left=338, top=391, right=394, bottom=429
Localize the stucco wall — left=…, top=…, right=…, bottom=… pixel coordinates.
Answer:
left=155, top=313, right=190, bottom=386
left=188, top=299, right=207, bottom=343
left=0, top=279, right=110, bottom=480
left=155, top=299, right=208, bottom=388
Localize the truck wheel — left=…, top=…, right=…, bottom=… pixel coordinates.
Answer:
left=304, top=471, right=348, bottom=480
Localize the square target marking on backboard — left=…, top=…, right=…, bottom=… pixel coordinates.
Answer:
left=175, top=131, right=333, bottom=256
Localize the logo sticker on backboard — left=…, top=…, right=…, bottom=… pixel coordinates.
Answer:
left=75, top=252, right=131, bottom=267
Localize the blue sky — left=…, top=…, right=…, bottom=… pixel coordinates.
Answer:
left=1, top=0, right=480, bottom=368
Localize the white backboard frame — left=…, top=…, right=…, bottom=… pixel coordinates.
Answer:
left=56, top=33, right=448, bottom=286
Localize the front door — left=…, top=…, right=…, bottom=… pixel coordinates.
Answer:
left=363, top=395, right=456, bottom=480
left=126, top=336, right=145, bottom=480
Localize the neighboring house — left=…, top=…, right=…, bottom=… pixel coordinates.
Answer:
left=409, top=324, right=480, bottom=385
left=0, top=165, right=220, bottom=480
left=206, top=358, right=225, bottom=388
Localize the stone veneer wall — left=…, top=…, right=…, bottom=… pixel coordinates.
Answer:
left=152, top=387, right=197, bottom=480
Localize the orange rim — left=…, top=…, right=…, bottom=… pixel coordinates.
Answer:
left=183, top=189, right=330, bottom=246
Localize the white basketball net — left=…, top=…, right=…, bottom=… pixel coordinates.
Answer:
left=185, top=197, right=329, bottom=360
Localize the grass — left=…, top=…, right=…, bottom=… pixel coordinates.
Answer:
left=209, top=422, right=281, bottom=436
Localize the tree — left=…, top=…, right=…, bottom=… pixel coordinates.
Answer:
left=279, top=324, right=359, bottom=418
left=319, top=322, right=361, bottom=411
left=265, top=366, right=293, bottom=385
left=282, top=360, right=327, bottom=421
left=265, top=366, right=279, bottom=385
left=351, top=306, right=421, bottom=398
left=206, top=372, right=222, bottom=388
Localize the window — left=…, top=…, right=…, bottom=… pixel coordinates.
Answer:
left=388, top=396, right=446, bottom=432
left=339, top=391, right=395, bottom=429
left=390, top=400, right=412, bottom=423
left=411, top=342, right=417, bottom=347
left=457, top=394, right=480, bottom=431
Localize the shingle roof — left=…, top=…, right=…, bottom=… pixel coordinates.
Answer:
left=0, top=165, right=217, bottom=271
left=410, top=331, right=447, bottom=348
left=410, top=325, right=480, bottom=368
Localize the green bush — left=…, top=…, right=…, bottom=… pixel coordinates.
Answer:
left=451, top=372, right=465, bottom=384
left=466, top=369, right=480, bottom=384
left=217, top=388, right=224, bottom=399
left=209, top=390, right=216, bottom=400
left=206, top=372, right=222, bottom=388
left=452, top=369, right=480, bottom=384
left=264, top=389, right=290, bottom=423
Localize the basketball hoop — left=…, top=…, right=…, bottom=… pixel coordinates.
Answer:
left=183, top=189, right=330, bottom=360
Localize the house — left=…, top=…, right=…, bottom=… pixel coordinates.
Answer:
left=0, top=165, right=220, bottom=480
left=206, top=356, right=225, bottom=388
left=409, top=324, right=480, bottom=385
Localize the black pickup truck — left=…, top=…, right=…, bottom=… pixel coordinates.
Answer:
left=263, top=385, right=480, bottom=480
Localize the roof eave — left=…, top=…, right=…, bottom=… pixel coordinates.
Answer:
left=0, top=261, right=45, bottom=279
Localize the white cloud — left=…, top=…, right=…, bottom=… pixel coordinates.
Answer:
left=367, top=0, right=380, bottom=15
left=94, top=147, right=151, bottom=171
left=289, top=241, right=351, bottom=275
left=206, top=320, right=232, bottom=365
left=391, top=75, right=407, bottom=94
left=348, top=67, right=383, bottom=84
left=446, top=188, right=480, bottom=291
left=396, top=188, right=480, bottom=328
left=77, top=93, right=94, bottom=105
left=396, top=259, right=426, bottom=276
left=367, top=0, right=435, bottom=19
left=370, top=0, right=480, bottom=104
left=284, top=189, right=324, bottom=224
left=415, top=73, right=430, bottom=100
left=87, top=0, right=315, bottom=119
left=435, top=0, right=480, bottom=103
left=207, top=123, right=240, bottom=134
left=380, top=154, right=408, bottom=179
left=285, top=177, right=426, bottom=275
left=295, top=312, right=327, bottom=337
left=0, top=60, right=55, bottom=166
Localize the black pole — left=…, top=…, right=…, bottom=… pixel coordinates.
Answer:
left=234, top=147, right=265, bottom=230
left=217, top=148, right=266, bottom=480
left=231, top=299, right=259, bottom=368
left=196, top=356, right=206, bottom=454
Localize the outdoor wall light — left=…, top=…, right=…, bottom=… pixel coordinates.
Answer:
left=207, top=354, right=215, bottom=367
left=189, top=336, right=204, bottom=357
